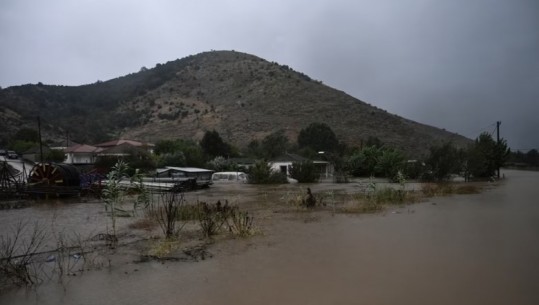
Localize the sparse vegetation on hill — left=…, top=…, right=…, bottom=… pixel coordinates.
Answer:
left=0, top=50, right=471, bottom=156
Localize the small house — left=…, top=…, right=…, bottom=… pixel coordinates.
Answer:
left=64, top=144, right=102, bottom=165
left=155, top=166, right=214, bottom=188
left=269, top=153, right=333, bottom=179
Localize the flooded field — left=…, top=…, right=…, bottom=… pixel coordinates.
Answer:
left=1, top=170, right=538, bottom=304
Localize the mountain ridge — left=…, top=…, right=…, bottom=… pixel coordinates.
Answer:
left=0, top=50, right=470, bottom=156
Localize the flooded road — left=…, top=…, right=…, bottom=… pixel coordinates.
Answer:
left=1, top=170, right=539, bottom=304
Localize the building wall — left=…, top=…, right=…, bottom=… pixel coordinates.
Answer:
left=269, top=162, right=292, bottom=176
left=66, top=153, right=95, bottom=164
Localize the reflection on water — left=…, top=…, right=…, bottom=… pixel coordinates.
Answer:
left=1, top=170, right=539, bottom=304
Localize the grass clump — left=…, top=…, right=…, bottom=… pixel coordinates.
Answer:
left=197, top=200, right=257, bottom=239
left=342, top=179, right=420, bottom=214
left=147, top=239, right=181, bottom=258
left=421, top=183, right=481, bottom=197
left=229, top=211, right=255, bottom=237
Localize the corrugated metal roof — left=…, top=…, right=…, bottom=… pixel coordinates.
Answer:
left=165, top=166, right=214, bottom=173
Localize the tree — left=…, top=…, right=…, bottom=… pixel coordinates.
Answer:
left=376, top=149, right=405, bottom=181
left=261, top=130, right=289, bottom=159
left=44, top=149, right=66, bottom=163
left=246, top=139, right=262, bottom=158
left=154, top=139, right=182, bottom=155
left=12, top=128, right=39, bottom=143
left=425, top=142, right=463, bottom=181
left=102, top=160, right=129, bottom=244
left=10, top=140, right=36, bottom=154
left=364, top=136, right=383, bottom=149
left=467, top=132, right=509, bottom=178
left=154, top=139, right=206, bottom=167
left=247, top=160, right=287, bottom=184
left=157, top=152, right=186, bottom=168
left=200, top=130, right=230, bottom=159
left=346, top=153, right=366, bottom=177
left=9, top=128, right=40, bottom=153
left=289, top=161, right=319, bottom=183
left=345, top=145, right=382, bottom=177
left=206, top=156, right=234, bottom=172
left=526, top=149, right=539, bottom=166
left=297, top=123, right=339, bottom=153
left=181, top=143, right=206, bottom=167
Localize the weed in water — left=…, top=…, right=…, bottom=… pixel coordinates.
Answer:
left=197, top=200, right=235, bottom=238
left=421, top=183, right=480, bottom=197
left=342, top=193, right=385, bottom=213
left=0, top=221, right=47, bottom=289
left=147, top=239, right=181, bottom=258
left=229, top=210, right=255, bottom=237
left=147, top=192, right=186, bottom=239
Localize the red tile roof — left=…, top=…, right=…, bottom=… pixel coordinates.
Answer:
left=64, top=144, right=102, bottom=153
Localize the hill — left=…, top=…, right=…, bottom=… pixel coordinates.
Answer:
left=0, top=50, right=470, bottom=156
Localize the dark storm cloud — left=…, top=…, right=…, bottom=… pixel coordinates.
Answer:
left=1, top=0, right=537, bottom=149
left=291, top=0, right=539, bottom=149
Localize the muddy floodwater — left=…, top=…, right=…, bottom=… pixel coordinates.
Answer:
left=1, top=170, right=539, bottom=304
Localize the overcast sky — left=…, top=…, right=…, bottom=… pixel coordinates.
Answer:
left=1, top=0, right=537, bottom=150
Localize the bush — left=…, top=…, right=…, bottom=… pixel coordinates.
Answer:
left=425, top=142, right=463, bottom=181
left=197, top=201, right=235, bottom=238
left=147, top=192, right=186, bottom=239
left=375, top=149, right=405, bottom=181
left=1, top=221, right=47, bottom=288
left=157, top=152, right=186, bottom=167
left=289, top=161, right=319, bottom=183
left=247, top=160, right=287, bottom=184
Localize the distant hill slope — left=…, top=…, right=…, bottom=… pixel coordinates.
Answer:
left=0, top=50, right=470, bottom=156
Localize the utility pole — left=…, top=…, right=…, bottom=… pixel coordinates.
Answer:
left=38, top=116, right=44, bottom=163
left=496, top=121, right=501, bottom=179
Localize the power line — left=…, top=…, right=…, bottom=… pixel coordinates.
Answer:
left=465, top=122, right=497, bottom=139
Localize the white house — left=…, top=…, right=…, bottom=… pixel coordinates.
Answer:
left=269, top=153, right=333, bottom=179
left=64, top=144, right=102, bottom=165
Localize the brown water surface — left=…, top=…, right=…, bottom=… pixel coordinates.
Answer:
left=1, top=170, right=538, bottom=304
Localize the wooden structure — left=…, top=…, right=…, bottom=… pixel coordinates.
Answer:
left=0, top=161, right=23, bottom=198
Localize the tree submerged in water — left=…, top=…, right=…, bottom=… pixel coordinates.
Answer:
left=102, top=161, right=149, bottom=245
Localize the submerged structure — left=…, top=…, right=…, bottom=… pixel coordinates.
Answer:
left=26, top=163, right=82, bottom=196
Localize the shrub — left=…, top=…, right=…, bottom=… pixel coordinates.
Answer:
left=289, top=161, right=318, bottom=183
left=197, top=201, right=235, bottom=238
left=147, top=192, right=186, bottom=239
left=229, top=210, right=255, bottom=237
left=425, top=142, right=463, bottom=181
left=247, top=160, right=287, bottom=184
left=0, top=221, right=47, bottom=287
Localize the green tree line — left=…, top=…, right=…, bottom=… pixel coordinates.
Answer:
left=6, top=123, right=511, bottom=184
